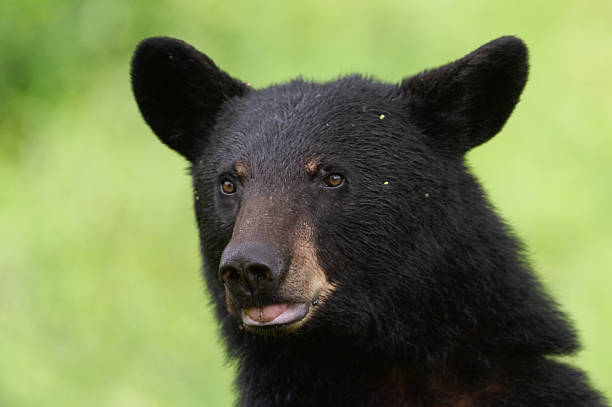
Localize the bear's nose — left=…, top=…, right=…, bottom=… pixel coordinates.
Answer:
left=218, top=241, right=283, bottom=296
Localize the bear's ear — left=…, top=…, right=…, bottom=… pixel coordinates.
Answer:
left=131, top=37, right=249, bottom=161
left=400, top=36, right=528, bottom=154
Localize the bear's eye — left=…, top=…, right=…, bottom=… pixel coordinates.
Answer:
left=324, top=174, right=344, bottom=188
left=220, top=179, right=237, bottom=195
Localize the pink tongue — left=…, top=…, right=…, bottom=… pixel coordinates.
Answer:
left=246, top=304, right=288, bottom=323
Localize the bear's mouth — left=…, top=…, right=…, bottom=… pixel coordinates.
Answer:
left=242, top=302, right=310, bottom=328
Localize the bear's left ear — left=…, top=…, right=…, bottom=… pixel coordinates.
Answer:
left=131, top=37, right=249, bottom=161
left=400, top=36, right=528, bottom=154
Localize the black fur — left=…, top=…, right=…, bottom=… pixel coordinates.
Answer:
left=131, top=37, right=248, bottom=161
left=401, top=36, right=528, bottom=153
left=131, top=36, right=607, bottom=406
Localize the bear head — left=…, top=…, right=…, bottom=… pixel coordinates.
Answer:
left=131, top=36, right=577, bottom=367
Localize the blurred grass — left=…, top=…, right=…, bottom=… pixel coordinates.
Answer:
left=1, top=0, right=611, bottom=405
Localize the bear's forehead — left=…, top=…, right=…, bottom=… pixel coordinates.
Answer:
left=244, top=76, right=397, bottom=119
left=211, top=76, right=406, bottom=165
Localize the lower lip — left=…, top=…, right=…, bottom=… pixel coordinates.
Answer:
left=242, top=302, right=310, bottom=327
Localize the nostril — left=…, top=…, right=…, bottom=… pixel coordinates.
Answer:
left=219, top=265, right=241, bottom=284
left=245, top=264, right=273, bottom=282
left=243, top=263, right=274, bottom=292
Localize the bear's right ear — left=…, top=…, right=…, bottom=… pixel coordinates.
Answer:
left=131, top=37, right=248, bottom=161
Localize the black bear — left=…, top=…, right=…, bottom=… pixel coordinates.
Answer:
left=131, top=36, right=607, bottom=406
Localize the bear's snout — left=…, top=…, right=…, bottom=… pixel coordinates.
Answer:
left=219, top=240, right=284, bottom=299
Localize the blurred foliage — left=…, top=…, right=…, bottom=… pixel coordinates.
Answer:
left=0, top=0, right=611, bottom=405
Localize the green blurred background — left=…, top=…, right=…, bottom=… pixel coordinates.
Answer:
left=1, top=0, right=610, bottom=405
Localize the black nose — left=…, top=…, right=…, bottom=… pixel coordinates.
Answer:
left=218, top=241, right=283, bottom=296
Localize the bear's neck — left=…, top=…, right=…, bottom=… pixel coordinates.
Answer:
left=234, top=336, right=510, bottom=407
